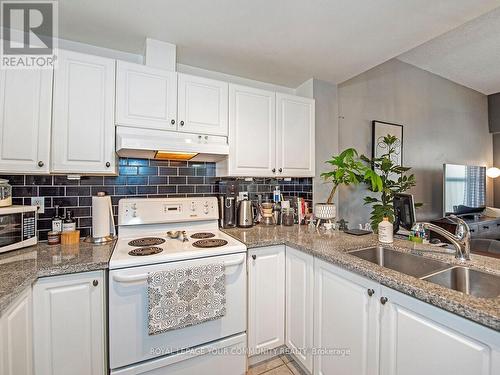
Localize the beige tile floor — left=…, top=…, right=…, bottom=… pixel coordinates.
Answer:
left=247, top=354, right=308, bottom=375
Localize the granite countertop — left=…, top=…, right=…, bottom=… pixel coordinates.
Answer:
left=0, top=240, right=115, bottom=314
left=222, top=225, right=500, bottom=331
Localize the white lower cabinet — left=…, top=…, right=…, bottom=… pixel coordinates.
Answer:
left=248, top=246, right=285, bottom=355
left=254, top=246, right=500, bottom=375
left=0, top=288, right=33, bottom=375
left=33, top=271, right=106, bottom=375
left=379, top=286, right=500, bottom=375
left=313, top=257, right=380, bottom=375
left=286, top=247, right=314, bottom=373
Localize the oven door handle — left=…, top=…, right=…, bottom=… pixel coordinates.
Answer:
left=112, top=255, right=246, bottom=283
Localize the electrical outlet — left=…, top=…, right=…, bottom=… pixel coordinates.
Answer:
left=31, top=197, right=45, bottom=214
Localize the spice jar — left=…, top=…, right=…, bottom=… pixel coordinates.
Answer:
left=47, top=231, right=61, bottom=245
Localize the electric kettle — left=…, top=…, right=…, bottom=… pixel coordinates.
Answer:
left=237, top=200, right=254, bottom=228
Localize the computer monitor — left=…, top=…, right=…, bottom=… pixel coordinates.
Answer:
left=393, top=193, right=416, bottom=231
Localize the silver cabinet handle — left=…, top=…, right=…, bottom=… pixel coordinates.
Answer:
left=38, top=161, right=44, bottom=167
left=380, top=296, right=388, bottom=305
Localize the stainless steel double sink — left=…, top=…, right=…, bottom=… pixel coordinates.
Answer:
left=348, top=246, right=500, bottom=299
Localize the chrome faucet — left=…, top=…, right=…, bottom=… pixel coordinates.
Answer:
left=417, top=215, right=471, bottom=261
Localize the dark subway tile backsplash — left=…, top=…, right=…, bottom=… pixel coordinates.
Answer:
left=1, top=158, right=312, bottom=241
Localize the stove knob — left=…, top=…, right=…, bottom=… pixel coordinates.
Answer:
left=190, top=202, right=196, bottom=211
left=204, top=207, right=209, bottom=214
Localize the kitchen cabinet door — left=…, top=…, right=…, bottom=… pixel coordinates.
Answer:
left=0, top=68, right=52, bottom=174
left=52, top=50, right=116, bottom=174
left=116, top=61, right=177, bottom=130
left=227, top=84, right=276, bottom=176
left=285, top=246, right=314, bottom=373
left=379, top=286, right=500, bottom=375
left=0, top=288, right=33, bottom=375
left=314, top=258, right=380, bottom=375
left=248, top=245, right=285, bottom=355
left=177, top=73, right=228, bottom=136
left=276, top=93, right=315, bottom=177
left=33, top=271, right=106, bottom=375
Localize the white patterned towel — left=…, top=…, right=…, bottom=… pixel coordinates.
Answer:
left=147, top=263, right=226, bottom=335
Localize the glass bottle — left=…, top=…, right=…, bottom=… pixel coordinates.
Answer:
left=62, top=210, right=76, bottom=232
left=52, top=205, right=63, bottom=232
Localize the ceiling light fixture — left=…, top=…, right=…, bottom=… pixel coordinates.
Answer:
left=486, top=167, right=500, bottom=178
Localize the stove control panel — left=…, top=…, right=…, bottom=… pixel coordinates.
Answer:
left=118, top=197, right=218, bottom=225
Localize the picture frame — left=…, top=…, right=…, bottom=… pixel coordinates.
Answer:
left=371, top=120, right=404, bottom=166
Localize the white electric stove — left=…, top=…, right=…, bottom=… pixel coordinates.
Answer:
left=109, top=197, right=247, bottom=375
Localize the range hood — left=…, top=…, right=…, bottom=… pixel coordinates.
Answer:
left=116, top=126, right=229, bottom=162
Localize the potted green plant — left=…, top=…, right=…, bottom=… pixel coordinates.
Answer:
left=361, top=135, right=418, bottom=230
left=318, top=148, right=373, bottom=225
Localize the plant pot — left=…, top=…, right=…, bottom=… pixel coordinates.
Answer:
left=314, top=203, right=336, bottom=220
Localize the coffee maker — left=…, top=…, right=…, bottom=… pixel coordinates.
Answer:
left=218, top=181, right=238, bottom=228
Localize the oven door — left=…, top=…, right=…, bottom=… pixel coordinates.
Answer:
left=0, top=212, right=22, bottom=249
left=109, top=252, right=247, bottom=370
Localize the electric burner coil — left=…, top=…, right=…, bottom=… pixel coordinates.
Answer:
left=128, top=247, right=163, bottom=256
left=192, top=239, right=228, bottom=248
left=128, top=237, right=165, bottom=247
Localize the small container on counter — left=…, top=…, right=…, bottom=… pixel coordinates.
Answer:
left=47, top=231, right=61, bottom=245
left=282, top=208, right=295, bottom=226
left=61, top=230, right=80, bottom=245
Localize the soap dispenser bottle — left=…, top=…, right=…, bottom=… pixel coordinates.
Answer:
left=378, top=217, right=394, bottom=243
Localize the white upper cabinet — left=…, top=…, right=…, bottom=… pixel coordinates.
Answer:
left=52, top=50, right=116, bottom=174
left=314, top=258, right=380, bottom=375
left=248, top=246, right=285, bottom=354
left=218, top=85, right=315, bottom=177
left=276, top=93, right=315, bottom=177
left=379, top=286, right=500, bottom=375
left=227, top=84, right=276, bottom=176
left=286, top=247, right=314, bottom=373
left=177, top=73, right=228, bottom=136
left=116, top=61, right=177, bottom=130
left=33, top=271, right=106, bottom=375
left=0, top=68, right=52, bottom=174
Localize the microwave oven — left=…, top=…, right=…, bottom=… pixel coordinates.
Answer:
left=0, top=205, right=37, bottom=253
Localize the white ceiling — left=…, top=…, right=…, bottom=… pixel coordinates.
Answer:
left=52, top=0, right=500, bottom=87
left=398, top=7, right=500, bottom=95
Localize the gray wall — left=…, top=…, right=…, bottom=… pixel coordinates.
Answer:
left=493, top=133, right=500, bottom=207
left=312, top=80, right=339, bottom=205
left=297, top=78, right=339, bottom=205
left=488, top=93, right=500, bottom=133
left=337, top=59, right=492, bottom=226
left=490, top=93, right=500, bottom=207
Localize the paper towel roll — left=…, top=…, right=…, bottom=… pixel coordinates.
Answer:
left=92, top=194, right=115, bottom=238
